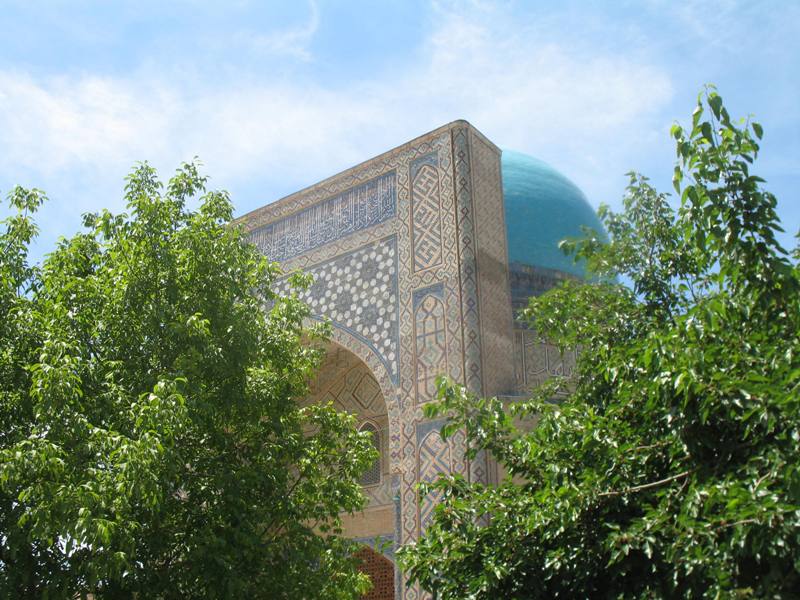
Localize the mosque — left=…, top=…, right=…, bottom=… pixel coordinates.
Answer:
left=238, top=120, right=603, bottom=600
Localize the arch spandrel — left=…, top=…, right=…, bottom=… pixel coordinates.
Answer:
left=275, top=235, right=401, bottom=386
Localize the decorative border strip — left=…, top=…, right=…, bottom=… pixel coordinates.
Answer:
left=249, top=171, right=397, bottom=261
left=452, top=127, right=484, bottom=394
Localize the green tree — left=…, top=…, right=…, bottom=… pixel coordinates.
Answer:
left=0, top=163, right=375, bottom=599
left=398, top=89, right=800, bottom=598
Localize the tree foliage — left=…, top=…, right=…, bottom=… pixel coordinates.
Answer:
left=0, top=163, right=375, bottom=598
left=399, top=89, right=800, bottom=598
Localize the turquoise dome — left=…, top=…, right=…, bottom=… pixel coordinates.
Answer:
left=501, top=150, right=604, bottom=277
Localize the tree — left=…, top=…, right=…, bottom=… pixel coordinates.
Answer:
left=0, top=163, right=376, bottom=599
left=398, top=89, right=800, bottom=598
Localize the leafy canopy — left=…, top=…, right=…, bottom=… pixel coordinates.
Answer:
left=398, top=88, right=800, bottom=599
left=0, top=163, right=376, bottom=599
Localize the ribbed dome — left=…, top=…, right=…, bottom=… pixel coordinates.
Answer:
left=502, top=150, right=604, bottom=277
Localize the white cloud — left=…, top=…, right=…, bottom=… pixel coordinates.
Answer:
left=0, top=1, right=673, bottom=220
left=409, top=9, right=673, bottom=143
left=0, top=71, right=178, bottom=176
left=240, top=0, right=320, bottom=61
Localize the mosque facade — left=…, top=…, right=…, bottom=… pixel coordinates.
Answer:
left=237, top=120, right=603, bottom=600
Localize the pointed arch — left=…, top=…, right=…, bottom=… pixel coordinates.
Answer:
left=325, top=324, right=402, bottom=469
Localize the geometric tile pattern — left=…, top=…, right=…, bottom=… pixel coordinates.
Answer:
left=354, top=374, right=383, bottom=412
left=410, top=153, right=443, bottom=271
left=413, top=284, right=447, bottom=403
left=417, top=428, right=451, bottom=531
left=305, top=343, right=359, bottom=399
left=451, top=127, right=484, bottom=395
left=249, top=171, right=396, bottom=262
left=274, top=236, right=400, bottom=383
left=471, top=131, right=516, bottom=401
left=306, top=346, right=387, bottom=418
left=466, top=131, right=516, bottom=486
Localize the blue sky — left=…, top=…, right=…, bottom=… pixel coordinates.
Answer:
left=1, top=0, right=798, bottom=261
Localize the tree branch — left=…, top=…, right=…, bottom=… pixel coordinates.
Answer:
left=599, top=469, right=694, bottom=497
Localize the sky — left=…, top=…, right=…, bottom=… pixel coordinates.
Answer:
left=1, top=0, right=798, bottom=262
